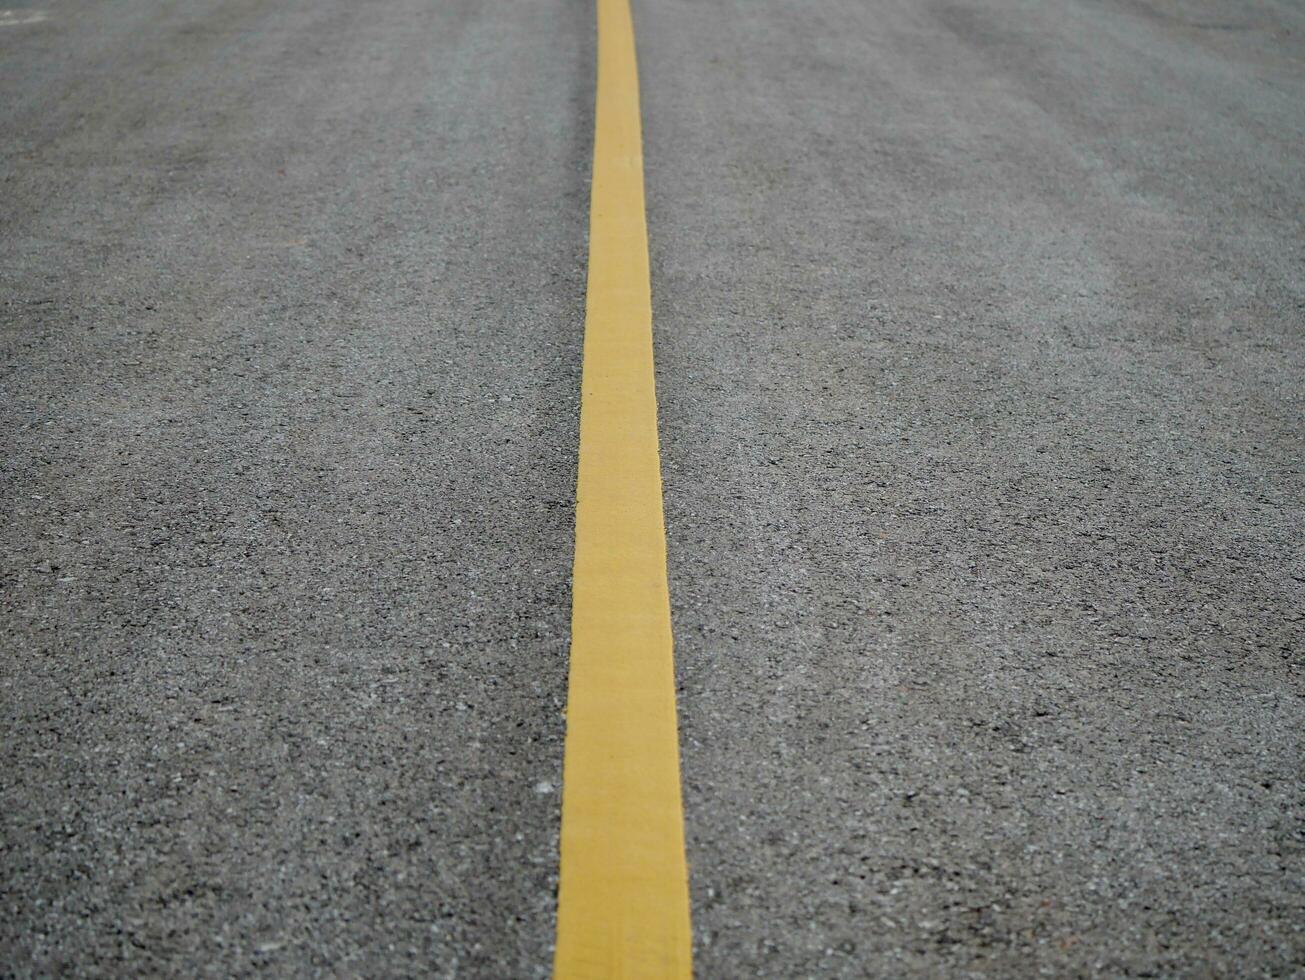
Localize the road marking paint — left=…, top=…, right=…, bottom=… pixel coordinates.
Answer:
left=553, top=0, right=692, bottom=976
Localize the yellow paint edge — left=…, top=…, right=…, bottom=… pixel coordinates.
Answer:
left=553, top=0, right=692, bottom=977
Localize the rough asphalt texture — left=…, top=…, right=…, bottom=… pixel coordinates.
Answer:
left=2, top=0, right=1302, bottom=978
left=2, top=0, right=589, bottom=974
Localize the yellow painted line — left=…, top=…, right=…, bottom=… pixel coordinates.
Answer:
left=553, top=0, right=692, bottom=976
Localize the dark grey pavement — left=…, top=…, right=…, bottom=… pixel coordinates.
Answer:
left=3, top=0, right=1304, bottom=976
left=2, top=0, right=588, bottom=974
left=641, top=0, right=1305, bottom=975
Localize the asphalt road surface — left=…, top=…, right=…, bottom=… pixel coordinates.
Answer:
left=2, top=0, right=1303, bottom=976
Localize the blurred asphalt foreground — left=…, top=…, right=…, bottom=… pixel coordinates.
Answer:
left=1, top=0, right=1302, bottom=975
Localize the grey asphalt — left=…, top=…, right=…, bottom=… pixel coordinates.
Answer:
left=2, top=0, right=1302, bottom=977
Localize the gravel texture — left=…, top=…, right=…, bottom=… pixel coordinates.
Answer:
left=2, top=0, right=589, bottom=974
left=641, top=0, right=1305, bottom=975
